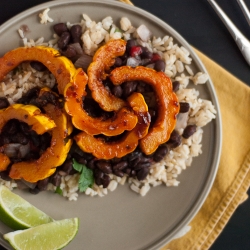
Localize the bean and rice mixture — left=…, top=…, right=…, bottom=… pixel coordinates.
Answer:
left=0, top=9, right=216, bottom=200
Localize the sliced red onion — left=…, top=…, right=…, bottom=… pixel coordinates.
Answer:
left=146, top=63, right=155, bottom=69
left=175, top=112, right=189, bottom=130
left=126, top=57, right=141, bottom=67
left=74, top=53, right=93, bottom=71
left=17, top=179, right=37, bottom=190
left=19, top=143, right=30, bottom=158
left=137, top=24, right=152, bottom=42
left=68, top=43, right=84, bottom=55
left=4, top=143, right=21, bottom=158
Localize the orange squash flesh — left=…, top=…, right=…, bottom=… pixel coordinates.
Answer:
left=0, top=46, right=77, bottom=94
left=110, top=66, right=180, bottom=155
left=9, top=103, right=72, bottom=182
left=0, top=153, right=11, bottom=171
left=64, top=68, right=138, bottom=136
left=87, top=39, right=127, bottom=111
left=0, top=104, right=56, bottom=135
left=75, top=93, right=150, bottom=159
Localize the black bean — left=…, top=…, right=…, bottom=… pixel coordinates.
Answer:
left=30, top=61, right=47, bottom=72
left=111, top=85, right=123, bottom=98
left=172, top=81, right=180, bottom=92
left=72, top=153, right=87, bottom=165
left=30, top=133, right=40, bottom=148
left=133, top=162, right=151, bottom=170
left=130, top=170, right=137, bottom=177
left=179, top=102, right=190, bottom=113
left=136, top=81, right=146, bottom=93
left=37, top=178, right=49, bottom=191
left=124, top=168, right=131, bottom=175
left=113, top=170, right=124, bottom=177
left=141, top=47, right=153, bottom=59
left=127, top=149, right=142, bottom=161
left=17, top=87, right=40, bottom=104
left=153, top=145, right=168, bottom=162
left=126, top=39, right=137, bottom=53
left=148, top=109, right=156, bottom=120
left=96, top=160, right=112, bottom=174
left=137, top=167, right=149, bottom=181
left=167, top=130, right=182, bottom=148
left=94, top=169, right=104, bottom=186
left=86, top=159, right=96, bottom=170
left=0, top=135, right=11, bottom=146
left=113, top=161, right=128, bottom=171
left=122, top=81, right=137, bottom=98
left=29, top=187, right=40, bottom=195
left=53, top=23, right=68, bottom=36
left=50, top=172, right=61, bottom=187
left=70, top=25, right=82, bottom=44
left=19, top=122, right=32, bottom=135
left=61, top=159, right=74, bottom=175
left=182, top=125, right=197, bottom=139
left=0, top=171, right=11, bottom=181
left=57, top=31, right=71, bottom=49
left=114, top=57, right=123, bottom=67
left=154, top=60, right=166, bottom=72
left=40, top=133, right=51, bottom=150
left=130, top=157, right=141, bottom=169
left=2, top=119, right=19, bottom=135
left=10, top=133, right=29, bottom=145
left=0, top=97, right=9, bottom=109
left=102, top=174, right=111, bottom=188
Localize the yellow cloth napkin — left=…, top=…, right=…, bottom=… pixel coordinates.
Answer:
left=118, top=1, right=250, bottom=248
left=163, top=49, right=250, bottom=249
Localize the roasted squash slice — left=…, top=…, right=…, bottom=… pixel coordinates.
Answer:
left=0, top=46, right=77, bottom=94
left=87, top=39, right=127, bottom=111
left=75, top=93, right=150, bottom=159
left=64, top=68, right=137, bottom=136
left=9, top=102, right=73, bottom=183
left=110, top=66, right=180, bottom=155
left=0, top=104, right=56, bottom=135
left=0, top=153, right=11, bottom=171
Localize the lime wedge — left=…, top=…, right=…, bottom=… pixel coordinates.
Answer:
left=4, top=218, right=79, bottom=250
left=0, top=185, right=53, bottom=230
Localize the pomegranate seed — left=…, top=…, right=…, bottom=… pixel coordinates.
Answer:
left=151, top=53, right=161, bottom=62
left=130, top=46, right=143, bottom=57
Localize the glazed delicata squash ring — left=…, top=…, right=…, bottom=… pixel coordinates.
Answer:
left=9, top=89, right=73, bottom=183
left=0, top=46, right=77, bottom=94
left=110, top=66, right=180, bottom=155
left=75, top=92, right=151, bottom=159
left=64, top=68, right=138, bottom=136
left=0, top=104, right=56, bottom=172
left=87, top=39, right=127, bottom=111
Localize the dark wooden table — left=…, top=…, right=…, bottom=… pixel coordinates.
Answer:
left=0, top=0, right=249, bottom=249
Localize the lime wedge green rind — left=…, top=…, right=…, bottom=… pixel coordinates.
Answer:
left=0, top=185, right=53, bottom=230
left=3, top=218, right=79, bottom=250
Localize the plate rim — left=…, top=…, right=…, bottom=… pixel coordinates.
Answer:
left=0, top=1, right=222, bottom=249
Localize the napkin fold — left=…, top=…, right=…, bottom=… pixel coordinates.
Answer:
left=118, top=1, right=250, bottom=249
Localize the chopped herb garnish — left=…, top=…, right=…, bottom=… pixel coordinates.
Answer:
left=73, top=159, right=94, bottom=192
left=55, top=186, right=63, bottom=196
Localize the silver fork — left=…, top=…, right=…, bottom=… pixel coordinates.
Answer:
left=207, top=0, right=250, bottom=66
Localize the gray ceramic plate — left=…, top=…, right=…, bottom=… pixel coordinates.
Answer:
left=0, top=0, right=222, bottom=249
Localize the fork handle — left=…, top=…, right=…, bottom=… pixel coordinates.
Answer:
left=236, top=0, right=250, bottom=27
left=207, top=0, right=250, bottom=66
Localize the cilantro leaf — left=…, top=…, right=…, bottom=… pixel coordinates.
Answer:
left=55, top=186, right=63, bottom=196
left=72, top=159, right=94, bottom=192
left=78, top=166, right=94, bottom=192
left=72, top=158, right=83, bottom=172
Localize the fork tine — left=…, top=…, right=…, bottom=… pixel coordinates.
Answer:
left=207, top=0, right=250, bottom=66
left=237, top=0, right=250, bottom=26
